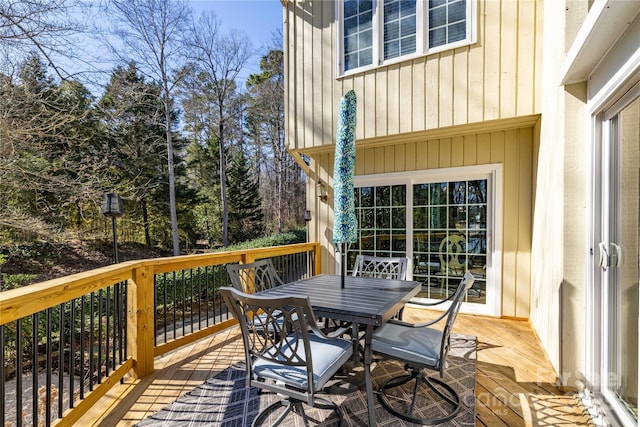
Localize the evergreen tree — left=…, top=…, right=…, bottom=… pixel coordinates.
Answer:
left=0, top=54, right=103, bottom=235
left=184, top=135, right=222, bottom=244
left=98, top=62, right=168, bottom=246
left=246, top=46, right=306, bottom=233
left=227, top=150, right=263, bottom=244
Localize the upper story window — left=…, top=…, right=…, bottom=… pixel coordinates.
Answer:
left=340, top=0, right=474, bottom=74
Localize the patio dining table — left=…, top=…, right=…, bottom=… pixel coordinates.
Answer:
left=256, top=274, right=421, bottom=427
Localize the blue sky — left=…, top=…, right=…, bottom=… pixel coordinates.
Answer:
left=189, top=0, right=284, bottom=80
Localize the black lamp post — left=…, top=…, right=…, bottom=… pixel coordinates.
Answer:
left=102, top=192, right=124, bottom=263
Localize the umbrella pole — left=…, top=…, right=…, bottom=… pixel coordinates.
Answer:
left=341, top=243, right=347, bottom=289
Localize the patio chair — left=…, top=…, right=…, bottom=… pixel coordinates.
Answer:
left=352, top=254, right=409, bottom=320
left=227, top=259, right=289, bottom=332
left=350, top=255, right=410, bottom=355
left=220, top=286, right=353, bottom=427
left=226, top=259, right=284, bottom=294
left=351, top=254, right=409, bottom=280
left=370, top=271, right=475, bottom=425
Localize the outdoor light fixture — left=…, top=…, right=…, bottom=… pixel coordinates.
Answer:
left=304, top=210, right=312, bottom=222
left=102, top=192, right=124, bottom=263
left=317, top=182, right=328, bottom=203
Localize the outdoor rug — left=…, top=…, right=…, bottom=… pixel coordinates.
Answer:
left=137, top=334, right=476, bottom=426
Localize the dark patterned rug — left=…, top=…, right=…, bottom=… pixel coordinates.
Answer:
left=137, top=335, right=476, bottom=426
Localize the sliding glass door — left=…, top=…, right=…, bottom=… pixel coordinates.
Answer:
left=352, top=165, right=500, bottom=315
left=412, top=179, right=487, bottom=304
left=597, top=87, right=639, bottom=425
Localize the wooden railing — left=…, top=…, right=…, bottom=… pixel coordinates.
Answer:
left=0, top=242, right=320, bottom=426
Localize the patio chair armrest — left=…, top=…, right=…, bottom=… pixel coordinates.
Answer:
left=309, top=321, right=351, bottom=339
left=387, top=308, right=449, bottom=328
left=386, top=319, right=421, bottom=328
left=409, top=292, right=456, bottom=307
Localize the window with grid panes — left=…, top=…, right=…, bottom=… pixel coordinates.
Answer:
left=349, top=185, right=407, bottom=272
left=351, top=179, right=487, bottom=305
left=341, top=0, right=473, bottom=73
left=412, top=179, right=486, bottom=303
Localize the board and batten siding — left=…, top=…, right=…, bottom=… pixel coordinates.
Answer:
left=284, top=0, right=541, bottom=318
left=308, top=125, right=535, bottom=319
left=283, top=0, right=542, bottom=151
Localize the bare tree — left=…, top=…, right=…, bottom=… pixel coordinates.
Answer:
left=247, top=33, right=305, bottom=234
left=108, top=0, right=191, bottom=255
left=0, top=0, right=93, bottom=80
left=0, top=55, right=104, bottom=236
left=186, top=11, right=252, bottom=247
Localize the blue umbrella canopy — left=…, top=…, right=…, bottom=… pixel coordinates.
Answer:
left=333, top=90, right=357, bottom=254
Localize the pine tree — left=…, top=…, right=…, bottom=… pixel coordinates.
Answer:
left=0, top=54, right=103, bottom=235
left=98, top=62, right=168, bottom=245
left=227, top=150, right=264, bottom=244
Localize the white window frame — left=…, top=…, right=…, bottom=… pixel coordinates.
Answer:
left=351, top=164, right=503, bottom=316
left=588, top=80, right=640, bottom=427
left=337, top=0, right=476, bottom=77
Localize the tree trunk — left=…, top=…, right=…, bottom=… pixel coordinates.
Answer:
left=165, top=90, right=180, bottom=256
left=219, top=121, right=228, bottom=247
left=141, top=196, right=151, bottom=246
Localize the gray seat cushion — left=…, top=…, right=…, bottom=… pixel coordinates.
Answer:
left=371, top=322, right=443, bottom=368
left=253, top=334, right=353, bottom=391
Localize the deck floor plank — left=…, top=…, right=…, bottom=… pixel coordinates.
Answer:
left=76, top=310, right=594, bottom=426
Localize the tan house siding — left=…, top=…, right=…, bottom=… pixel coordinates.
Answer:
left=284, top=0, right=542, bottom=152
left=286, top=0, right=542, bottom=318
left=307, top=124, right=535, bottom=318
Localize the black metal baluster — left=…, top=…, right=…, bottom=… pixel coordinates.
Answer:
left=197, top=268, right=202, bottom=331
left=162, top=273, right=167, bottom=344
left=153, top=275, right=158, bottom=346
left=58, top=303, right=64, bottom=418
left=46, top=308, right=52, bottom=427
left=123, top=281, right=128, bottom=360
left=116, top=282, right=122, bottom=365
left=14, top=319, right=22, bottom=427
left=113, top=284, right=118, bottom=369
left=70, top=298, right=76, bottom=408
left=218, top=268, right=225, bottom=320
left=204, top=266, right=210, bottom=327
left=80, top=295, right=85, bottom=398
left=31, top=313, right=37, bottom=427
left=89, top=292, right=94, bottom=391
left=0, top=325, right=4, bottom=425
left=105, top=286, right=111, bottom=377
left=189, top=269, right=194, bottom=333
left=172, top=272, right=177, bottom=342
left=97, top=289, right=103, bottom=384
left=181, top=270, right=186, bottom=337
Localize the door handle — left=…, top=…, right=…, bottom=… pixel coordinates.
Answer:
left=599, top=242, right=622, bottom=270
left=611, top=242, right=622, bottom=268
left=598, top=242, right=609, bottom=270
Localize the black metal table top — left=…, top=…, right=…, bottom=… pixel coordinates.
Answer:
left=256, top=274, right=421, bottom=326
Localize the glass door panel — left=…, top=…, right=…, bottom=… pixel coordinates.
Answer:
left=412, top=179, right=487, bottom=304
left=352, top=170, right=495, bottom=313
left=602, top=94, right=639, bottom=423
left=351, top=185, right=408, bottom=270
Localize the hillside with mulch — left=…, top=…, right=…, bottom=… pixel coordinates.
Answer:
left=0, top=240, right=173, bottom=285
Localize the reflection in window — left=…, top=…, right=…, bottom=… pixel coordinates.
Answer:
left=352, top=185, right=407, bottom=270
left=344, top=0, right=374, bottom=71
left=353, top=179, right=487, bottom=305
left=413, top=179, right=487, bottom=304
left=428, top=0, right=467, bottom=49
left=383, top=0, right=417, bottom=60
left=342, top=0, right=471, bottom=73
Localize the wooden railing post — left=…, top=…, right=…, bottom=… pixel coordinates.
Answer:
left=314, top=242, right=322, bottom=275
left=242, top=253, right=256, bottom=264
left=128, top=265, right=155, bottom=378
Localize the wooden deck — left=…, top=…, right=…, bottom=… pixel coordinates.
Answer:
left=78, top=307, right=595, bottom=427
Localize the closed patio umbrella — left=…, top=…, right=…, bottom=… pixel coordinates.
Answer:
left=333, top=90, right=357, bottom=288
